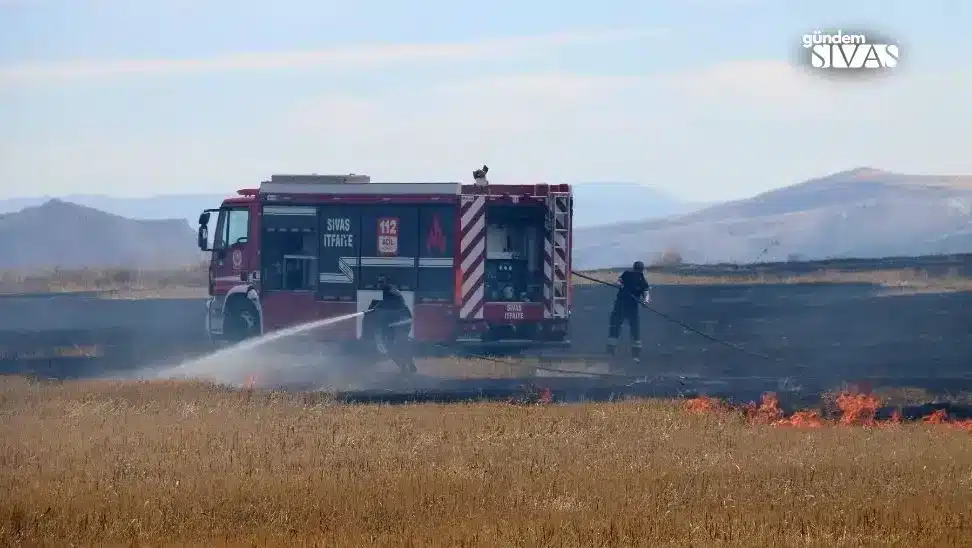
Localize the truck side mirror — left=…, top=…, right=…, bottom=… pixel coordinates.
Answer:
left=198, top=211, right=210, bottom=226
left=197, top=225, right=209, bottom=251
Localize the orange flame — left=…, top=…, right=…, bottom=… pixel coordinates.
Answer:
left=923, top=409, right=949, bottom=424
left=835, top=392, right=880, bottom=427
left=951, top=419, right=972, bottom=432
left=684, top=395, right=726, bottom=414
left=875, top=408, right=904, bottom=429
left=920, top=409, right=972, bottom=431
left=748, top=392, right=784, bottom=424
left=681, top=390, right=972, bottom=431
left=776, top=410, right=825, bottom=428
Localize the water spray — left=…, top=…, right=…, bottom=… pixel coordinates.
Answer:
left=147, top=311, right=367, bottom=387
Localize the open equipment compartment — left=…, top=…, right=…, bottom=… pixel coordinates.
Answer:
left=261, top=204, right=319, bottom=292
left=483, top=202, right=546, bottom=303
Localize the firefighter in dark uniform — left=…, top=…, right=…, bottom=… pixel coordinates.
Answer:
left=606, top=260, right=651, bottom=360
left=367, top=277, right=418, bottom=374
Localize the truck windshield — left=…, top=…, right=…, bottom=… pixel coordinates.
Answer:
left=215, top=208, right=250, bottom=249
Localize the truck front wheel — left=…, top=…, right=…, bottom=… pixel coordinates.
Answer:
left=224, top=296, right=260, bottom=342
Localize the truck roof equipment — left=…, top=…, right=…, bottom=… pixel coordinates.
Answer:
left=260, top=174, right=461, bottom=196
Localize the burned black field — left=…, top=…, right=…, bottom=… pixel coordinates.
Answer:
left=1, top=255, right=971, bottom=403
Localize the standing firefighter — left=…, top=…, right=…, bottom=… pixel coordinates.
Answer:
left=606, top=261, right=651, bottom=360
left=366, top=277, right=418, bottom=374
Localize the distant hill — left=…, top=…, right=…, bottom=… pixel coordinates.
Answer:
left=573, top=168, right=972, bottom=268
left=7, top=169, right=972, bottom=271
left=0, top=185, right=706, bottom=230
left=569, top=183, right=709, bottom=227
left=0, top=199, right=203, bottom=269
left=0, top=193, right=227, bottom=228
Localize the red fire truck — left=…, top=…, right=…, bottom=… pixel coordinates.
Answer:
left=196, top=170, right=574, bottom=353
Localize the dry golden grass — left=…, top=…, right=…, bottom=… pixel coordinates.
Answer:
left=574, top=267, right=972, bottom=293
left=4, top=260, right=972, bottom=298
left=0, top=264, right=208, bottom=297
left=3, top=377, right=972, bottom=546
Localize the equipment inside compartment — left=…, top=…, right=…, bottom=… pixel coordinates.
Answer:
left=484, top=205, right=545, bottom=303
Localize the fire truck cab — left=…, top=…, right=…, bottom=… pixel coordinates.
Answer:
left=196, top=169, right=574, bottom=354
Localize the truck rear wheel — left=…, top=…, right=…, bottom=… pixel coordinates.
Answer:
left=224, top=296, right=260, bottom=342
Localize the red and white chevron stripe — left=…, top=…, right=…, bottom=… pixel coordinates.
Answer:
left=459, top=194, right=487, bottom=319
left=544, top=195, right=570, bottom=318
left=552, top=229, right=568, bottom=317
left=543, top=233, right=554, bottom=319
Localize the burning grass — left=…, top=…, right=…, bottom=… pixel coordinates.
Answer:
left=685, top=391, right=972, bottom=431
left=2, top=376, right=972, bottom=546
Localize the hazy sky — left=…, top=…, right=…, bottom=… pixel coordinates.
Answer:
left=1, top=0, right=970, bottom=202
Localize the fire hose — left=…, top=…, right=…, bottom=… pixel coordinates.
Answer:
left=355, top=272, right=955, bottom=396
left=365, top=271, right=778, bottom=376
left=411, top=269, right=781, bottom=379
left=570, top=270, right=775, bottom=362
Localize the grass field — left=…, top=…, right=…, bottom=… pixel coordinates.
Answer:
left=3, top=256, right=972, bottom=297
left=3, top=377, right=972, bottom=546
left=573, top=267, right=972, bottom=293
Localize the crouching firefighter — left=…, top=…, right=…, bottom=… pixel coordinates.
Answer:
left=365, top=277, right=418, bottom=374
left=606, top=260, right=651, bottom=361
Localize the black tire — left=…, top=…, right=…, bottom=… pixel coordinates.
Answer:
left=224, top=296, right=260, bottom=343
